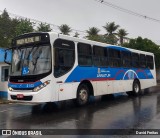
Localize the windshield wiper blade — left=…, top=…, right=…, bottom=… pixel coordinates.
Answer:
left=32, top=47, right=42, bottom=72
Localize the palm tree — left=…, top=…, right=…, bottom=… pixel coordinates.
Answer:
left=103, top=22, right=119, bottom=44
left=59, top=24, right=72, bottom=35
left=86, top=27, right=100, bottom=41
left=103, top=22, right=119, bottom=35
left=86, top=27, right=100, bottom=36
left=37, top=23, right=52, bottom=32
left=117, top=29, right=128, bottom=45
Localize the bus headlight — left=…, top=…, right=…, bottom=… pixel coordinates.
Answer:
left=33, top=80, right=50, bottom=92
left=8, top=87, right=13, bottom=91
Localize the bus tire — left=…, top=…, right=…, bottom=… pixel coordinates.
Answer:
left=127, top=80, right=141, bottom=96
left=76, top=84, right=89, bottom=106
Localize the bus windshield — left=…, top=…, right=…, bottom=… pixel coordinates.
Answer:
left=11, top=45, right=51, bottom=76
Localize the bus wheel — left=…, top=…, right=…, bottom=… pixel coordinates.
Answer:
left=127, top=80, right=141, bottom=96
left=76, top=84, right=89, bottom=106
left=133, top=80, right=141, bottom=96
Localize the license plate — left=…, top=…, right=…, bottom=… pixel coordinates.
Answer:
left=17, top=94, right=24, bottom=99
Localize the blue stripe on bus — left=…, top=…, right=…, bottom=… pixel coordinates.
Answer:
left=65, top=66, right=154, bottom=83
left=8, top=81, right=42, bottom=89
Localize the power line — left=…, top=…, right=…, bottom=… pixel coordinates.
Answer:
left=95, top=0, right=160, bottom=23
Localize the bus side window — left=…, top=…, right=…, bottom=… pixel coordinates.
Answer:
left=78, top=43, right=92, bottom=66
left=132, top=53, right=139, bottom=68
left=108, top=48, right=121, bottom=67
left=140, top=54, right=146, bottom=68
left=146, top=55, right=154, bottom=69
left=93, top=46, right=108, bottom=67
left=54, top=39, right=75, bottom=78
left=121, top=51, right=131, bottom=68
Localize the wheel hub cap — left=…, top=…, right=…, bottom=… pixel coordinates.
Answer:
left=134, top=84, right=139, bottom=93
left=79, top=89, right=87, bottom=101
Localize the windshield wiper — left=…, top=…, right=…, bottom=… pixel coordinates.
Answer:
left=32, top=48, right=42, bottom=72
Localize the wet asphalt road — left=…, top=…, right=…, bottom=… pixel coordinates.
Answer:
left=1, top=86, right=160, bottom=137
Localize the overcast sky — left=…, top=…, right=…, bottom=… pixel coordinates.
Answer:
left=0, top=0, right=160, bottom=44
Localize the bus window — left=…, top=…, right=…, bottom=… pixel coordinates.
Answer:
left=108, top=48, right=121, bottom=67
left=54, top=39, right=75, bottom=78
left=140, top=54, right=146, bottom=68
left=121, top=51, right=131, bottom=68
left=93, top=46, right=108, bottom=67
left=132, top=53, right=139, bottom=68
left=146, top=55, right=154, bottom=69
left=78, top=43, right=92, bottom=66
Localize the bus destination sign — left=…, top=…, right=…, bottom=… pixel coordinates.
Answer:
left=16, top=36, right=41, bottom=46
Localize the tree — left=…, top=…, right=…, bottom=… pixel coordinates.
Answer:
left=0, top=9, right=19, bottom=47
left=37, top=23, right=52, bottom=32
left=107, top=35, right=119, bottom=44
left=59, top=24, right=71, bottom=35
left=103, top=22, right=119, bottom=44
left=103, top=22, right=119, bottom=35
left=1, top=9, right=9, bottom=17
left=117, top=29, right=128, bottom=45
left=86, top=27, right=100, bottom=41
left=15, top=19, right=34, bottom=36
left=86, top=27, right=100, bottom=36
left=74, top=32, right=79, bottom=37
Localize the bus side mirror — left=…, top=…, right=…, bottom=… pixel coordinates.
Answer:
left=4, top=48, right=12, bottom=65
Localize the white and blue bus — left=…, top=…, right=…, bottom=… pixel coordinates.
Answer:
left=6, top=32, right=157, bottom=105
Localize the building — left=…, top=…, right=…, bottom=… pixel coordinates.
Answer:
left=0, top=48, right=11, bottom=99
